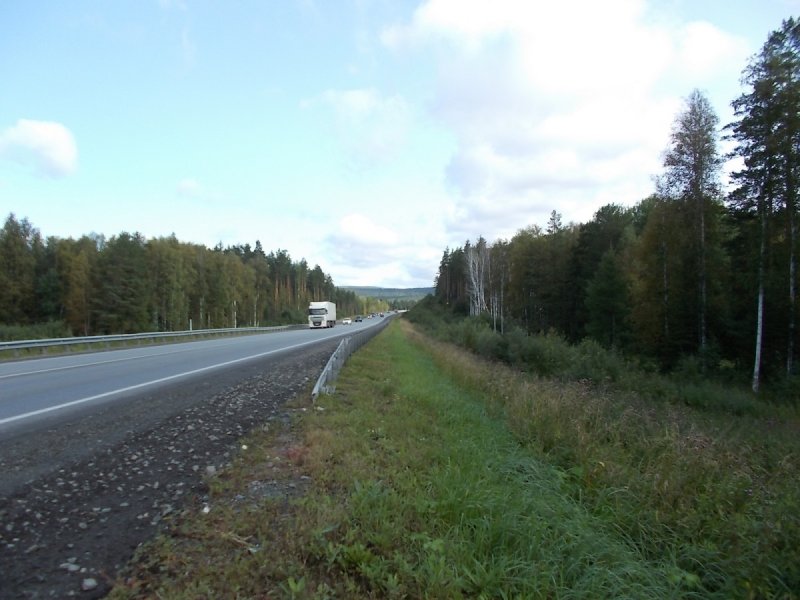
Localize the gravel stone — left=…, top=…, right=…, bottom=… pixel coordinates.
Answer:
left=0, top=341, right=336, bottom=599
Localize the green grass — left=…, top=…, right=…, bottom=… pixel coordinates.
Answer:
left=110, top=319, right=800, bottom=599
left=297, top=323, right=691, bottom=599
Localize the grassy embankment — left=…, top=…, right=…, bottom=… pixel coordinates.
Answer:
left=110, top=319, right=799, bottom=599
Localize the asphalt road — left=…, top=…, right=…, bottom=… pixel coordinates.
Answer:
left=0, top=319, right=379, bottom=435
left=0, top=319, right=386, bottom=598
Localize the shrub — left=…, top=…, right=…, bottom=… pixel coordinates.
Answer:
left=764, top=374, right=800, bottom=404
left=407, top=301, right=780, bottom=415
left=677, top=380, right=760, bottom=414
left=568, top=338, right=626, bottom=384
left=0, top=320, right=72, bottom=341
left=474, top=327, right=507, bottom=362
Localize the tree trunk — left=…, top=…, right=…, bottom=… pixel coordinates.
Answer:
left=699, top=194, right=707, bottom=353
left=500, top=271, right=505, bottom=335
left=788, top=206, right=796, bottom=376
left=753, top=207, right=767, bottom=393
left=753, top=276, right=765, bottom=393
left=661, top=239, right=669, bottom=345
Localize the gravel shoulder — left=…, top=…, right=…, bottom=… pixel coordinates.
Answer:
left=0, top=341, right=338, bottom=599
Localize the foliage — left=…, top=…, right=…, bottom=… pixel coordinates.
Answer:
left=428, top=21, right=800, bottom=389
left=408, top=299, right=769, bottom=413
left=0, top=214, right=41, bottom=325
left=727, top=17, right=800, bottom=389
left=584, top=248, right=631, bottom=348
left=0, top=214, right=359, bottom=337
left=0, top=321, right=71, bottom=342
left=340, top=286, right=430, bottom=311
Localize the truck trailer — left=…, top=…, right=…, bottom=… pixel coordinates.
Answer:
left=308, top=301, right=336, bottom=328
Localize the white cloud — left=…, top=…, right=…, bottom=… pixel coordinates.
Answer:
left=303, top=88, right=412, bottom=164
left=0, top=119, right=77, bottom=178
left=381, top=0, right=750, bottom=238
left=326, top=213, right=400, bottom=268
left=338, top=213, right=399, bottom=247
left=322, top=211, right=444, bottom=287
left=677, top=21, right=750, bottom=78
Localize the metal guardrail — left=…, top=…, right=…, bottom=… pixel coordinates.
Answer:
left=3, top=316, right=395, bottom=398
left=312, top=316, right=395, bottom=401
left=0, top=324, right=306, bottom=353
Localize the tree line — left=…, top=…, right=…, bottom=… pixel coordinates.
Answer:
left=0, top=218, right=363, bottom=336
left=434, top=18, right=800, bottom=392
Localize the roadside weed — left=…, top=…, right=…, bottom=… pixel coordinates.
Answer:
left=110, top=319, right=799, bottom=599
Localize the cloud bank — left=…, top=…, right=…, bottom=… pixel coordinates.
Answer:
left=382, top=0, right=751, bottom=240
left=0, top=119, right=78, bottom=178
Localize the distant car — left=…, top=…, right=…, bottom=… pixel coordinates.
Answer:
left=354, top=315, right=363, bottom=322
left=342, top=317, right=352, bottom=325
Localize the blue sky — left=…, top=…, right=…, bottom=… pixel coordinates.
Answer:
left=1, top=1, right=798, bottom=288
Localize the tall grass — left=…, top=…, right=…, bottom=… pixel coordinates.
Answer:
left=294, top=321, right=694, bottom=599
left=110, top=319, right=799, bottom=599
left=404, top=323, right=800, bottom=598
left=407, top=302, right=778, bottom=414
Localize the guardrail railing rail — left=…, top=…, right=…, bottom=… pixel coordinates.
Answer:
left=312, top=315, right=395, bottom=401
left=0, top=324, right=306, bottom=355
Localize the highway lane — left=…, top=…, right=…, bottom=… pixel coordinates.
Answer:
left=0, top=325, right=354, bottom=599
left=0, top=318, right=380, bottom=431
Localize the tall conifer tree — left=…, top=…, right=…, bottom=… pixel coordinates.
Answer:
left=728, top=18, right=800, bottom=390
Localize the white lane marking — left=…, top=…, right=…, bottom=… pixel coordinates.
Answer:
left=0, top=338, right=322, bottom=426
left=0, top=337, right=262, bottom=380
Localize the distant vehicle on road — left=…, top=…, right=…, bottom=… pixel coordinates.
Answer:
left=308, top=301, right=336, bottom=328
left=355, top=315, right=363, bottom=322
left=342, top=317, right=352, bottom=325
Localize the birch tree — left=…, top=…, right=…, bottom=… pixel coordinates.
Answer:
left=660, top=89, right=723, bottom=355
left=489, top=240, right=510, bottom=333
left=465, top=237, right=489, bottom=316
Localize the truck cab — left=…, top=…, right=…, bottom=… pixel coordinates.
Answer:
left=308, top=301, right=336, bottom=328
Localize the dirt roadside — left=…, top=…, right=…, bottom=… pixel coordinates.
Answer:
left=0, top=341, right=338, bottom=599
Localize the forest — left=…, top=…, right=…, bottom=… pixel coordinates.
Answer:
left=433, top=18, right=800, bottom=393
left=0, top=218, right=369, bottom=339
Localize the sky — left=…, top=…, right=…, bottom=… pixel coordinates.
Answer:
left=1, top=1, right=799, bottom=289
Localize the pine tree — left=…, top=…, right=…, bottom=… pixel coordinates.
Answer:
left=0, top=214, right=39, bottom=325
left=585, top=249, right=630, bottom=348
left=728, top=18, right=800, bottom=390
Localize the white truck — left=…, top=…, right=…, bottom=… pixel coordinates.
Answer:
left=308, top=301, right=336, bottom=328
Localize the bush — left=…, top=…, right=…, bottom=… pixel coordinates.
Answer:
left=0, top=320, right=72, bottom=341
left=763, top=374, right=800, bottom=404
left=408, top=300, right=776, bottom=415
left=678, top=380, right=760, bottom=414
left=406, top=296, right=456, bottom=337
left=474, top=327, right=507, bottom=362
left=567, top=338, right=626, bottom=384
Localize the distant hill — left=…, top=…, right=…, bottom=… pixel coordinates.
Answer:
left=341, top=286, right=433, bottom=302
